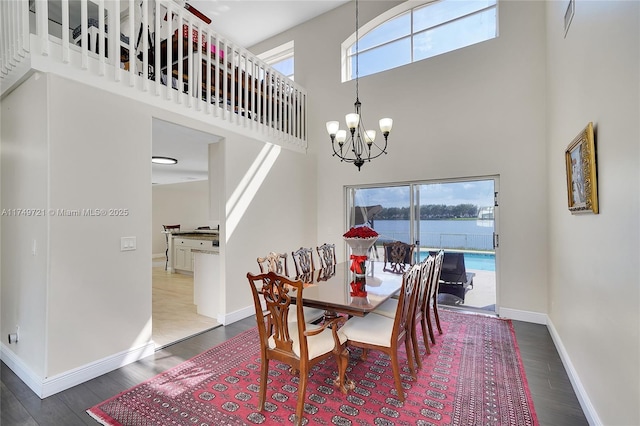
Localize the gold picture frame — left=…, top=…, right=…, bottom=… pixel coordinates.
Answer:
left=565, top=122, right=598, bottom=214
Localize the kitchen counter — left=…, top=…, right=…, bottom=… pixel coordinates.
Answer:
left=165, top=229, right=220, bottom=274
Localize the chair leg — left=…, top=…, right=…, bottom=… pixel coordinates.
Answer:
left=433, top=295, right=443, bottom=335
left=427, top=306, right=437, bottom=345
left=390, top=352, right=405, bottom=402
left=410, top=320, right=422, bottom=370
left=404, top=334, right=417, bottom=379
left=258, top=359, right=268, bottom=411
left=295, top=371, right=308, bottom=426
left=420, top=315, right=431, bottom=355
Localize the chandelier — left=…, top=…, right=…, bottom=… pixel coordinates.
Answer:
left=326, top=0, right=392, bottom=171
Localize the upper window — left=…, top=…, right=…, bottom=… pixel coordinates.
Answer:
left=258, top=40, right=295, bottom=81
left=343, top=0, right=497, bottom=81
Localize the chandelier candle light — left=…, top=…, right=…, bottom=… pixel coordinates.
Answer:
left=326, top=0, right=392, bottom=171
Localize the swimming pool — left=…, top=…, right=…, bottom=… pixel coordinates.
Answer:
left=419, top=251, right=495, bottom=271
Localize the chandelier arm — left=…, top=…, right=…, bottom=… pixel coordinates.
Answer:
left=331, top=138, right=357, bottom=163
left=362, top=139, right=389, bottom=161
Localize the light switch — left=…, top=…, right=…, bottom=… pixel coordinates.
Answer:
left=120, top=236, right=136, bottom=251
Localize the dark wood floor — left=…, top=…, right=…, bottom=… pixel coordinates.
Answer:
left=1, top=312, right=588, bottom=426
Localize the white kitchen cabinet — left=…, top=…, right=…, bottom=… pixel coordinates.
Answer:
left=172, top=237, right=219, bottom=273
left=174, top=244, right=193, bottom=272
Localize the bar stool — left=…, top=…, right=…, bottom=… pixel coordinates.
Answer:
left=162, top=224, right=180, bottom=270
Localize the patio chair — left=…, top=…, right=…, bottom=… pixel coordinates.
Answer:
left=429, top=251, right=474, bottom=303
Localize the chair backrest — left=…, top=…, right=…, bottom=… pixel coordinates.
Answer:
left=393, top=263, right=421, bottom=337
left=429, top=250, right=445, bottom=300
left=292, top=247, right=315, bottom=276
left=316, top=243, right=336, bottom=269
left=383, top=241, right=416, bottom=274
left=415, top=255, right=435, bottom=318
left=257, top=252, right=289, bottom=277
left=246, top=271, right=308, bottom=359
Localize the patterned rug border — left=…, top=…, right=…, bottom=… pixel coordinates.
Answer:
left=87, top=310, right=539, bottom=426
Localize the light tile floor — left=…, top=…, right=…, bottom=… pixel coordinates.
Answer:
left=152, top=263, right=220, bottom=348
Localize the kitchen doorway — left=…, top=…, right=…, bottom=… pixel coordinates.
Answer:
left=151, top=119, right=222, bottom=348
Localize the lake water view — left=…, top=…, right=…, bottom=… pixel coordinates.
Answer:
left=372, top=219, right=495, bottom=251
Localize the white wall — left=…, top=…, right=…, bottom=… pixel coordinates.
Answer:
left=1, top=72, right=156, bottom=387
left=152, top=180, right=211, bottom=255
left=220, top=135, right=316, bottom=320
left=545, top=1, right=639, bottom=425
left=46, top=75, right=153, bottom=376
left=252, top=0, right=549, bottom=315
left=1, top=72, right=49, bottom=379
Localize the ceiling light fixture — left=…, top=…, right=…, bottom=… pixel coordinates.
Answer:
left=152, top=156, right=178, bottom=165
left=326, top=0, right=392, bottom=171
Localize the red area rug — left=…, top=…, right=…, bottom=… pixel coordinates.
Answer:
left=87, top=310, right=538, bottom=425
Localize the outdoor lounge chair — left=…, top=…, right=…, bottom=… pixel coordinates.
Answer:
left=429, top=251, right=474, bottom=303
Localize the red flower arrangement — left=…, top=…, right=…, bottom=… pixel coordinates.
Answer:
left=343, top=226, right=378, bottom=239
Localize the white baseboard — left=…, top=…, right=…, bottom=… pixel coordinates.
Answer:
left=546, top=318, right=601, bottom=426
left=498, top=307, right=548, bottom=324
left=217, top=305, right=255, bottom=326
left=0, top=341, right=155, bottom=398
left=498, top=308, right=601, bottom=425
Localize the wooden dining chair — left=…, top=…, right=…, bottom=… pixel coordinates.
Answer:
left=426, top=250, right=445, bottom=344
left=371, top=255, right=435, bottom=368
left=339, top=263, right=421, bottom=402
left=316, top=243, right=337, bottom=269
left=292, top=247, right=315, bottom=277
left=256, top=253, right=324, bottom=324
left=246, top=271, right=349, bottom=426
left=412, top=255, right=436, bottom=363
left=257, top=251, right=289, bottom=276
left=383, top=241, right=416, bottom=274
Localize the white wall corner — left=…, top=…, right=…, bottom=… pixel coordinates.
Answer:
left=546, top=318, right=603, bottom=426
left=1, top=344, right=46, bottom=398
left=1, top=341, right=156, bottom=398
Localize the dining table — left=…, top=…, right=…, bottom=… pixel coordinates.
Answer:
left=292, top=260, right=404, bottom=318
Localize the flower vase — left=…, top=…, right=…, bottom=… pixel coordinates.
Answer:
left=344, top=236, right=378, bottom=278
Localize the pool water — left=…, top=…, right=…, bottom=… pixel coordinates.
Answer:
left=419, top=252, right=495, bottom=271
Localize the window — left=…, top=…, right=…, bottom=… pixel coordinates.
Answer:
left=258, top=40, right=294, bottom=81
left=343, top=0, right=497, bottom=81
left=345, top=176, right=499, bottom=312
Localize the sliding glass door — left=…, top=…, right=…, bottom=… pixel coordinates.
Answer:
left=346, top=176, right=498, bottom=313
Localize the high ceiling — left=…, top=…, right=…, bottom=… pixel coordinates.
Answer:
left=186, top=1, right=349, bottom=47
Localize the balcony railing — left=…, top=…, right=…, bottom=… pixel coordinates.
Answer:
left=0, top=0, right=307, bottom=149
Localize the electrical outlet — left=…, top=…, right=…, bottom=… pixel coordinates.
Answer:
left=8, top=326, right=18, bottom=344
